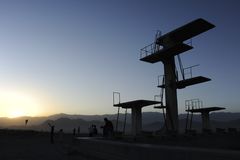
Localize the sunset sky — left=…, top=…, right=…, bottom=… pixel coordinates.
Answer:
left=0, top=0, right=239, bottom=117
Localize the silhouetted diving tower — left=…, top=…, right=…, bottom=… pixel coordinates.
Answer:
left=140, top=18, right=215, bottom=132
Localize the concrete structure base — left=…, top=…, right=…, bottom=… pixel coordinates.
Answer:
left=131, top=107, right=142, bottom=135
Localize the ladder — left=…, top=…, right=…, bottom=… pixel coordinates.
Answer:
left=113, top=92, right=128, bottom=134
left=185, top=99, right=202, bottom=132
left=157, top=75, right=165, bottom=102
left=154, top=30, right=162, bottom=53
left=185, top=100, right=193, bottom=132
left=156, top=75, right=168, bottom=130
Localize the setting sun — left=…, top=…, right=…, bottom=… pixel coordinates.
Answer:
left=8, top=108, right=25, bottom=118
left=0, top=90, right=42, bottom=118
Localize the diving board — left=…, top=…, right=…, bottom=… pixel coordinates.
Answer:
left=156, top=18, right=215, bottom=45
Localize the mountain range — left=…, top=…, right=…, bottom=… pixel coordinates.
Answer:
left=0, top=112, right=240, bottom=133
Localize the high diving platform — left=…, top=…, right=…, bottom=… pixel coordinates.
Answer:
left=185, top=99, right=225, bottom=131
left=140, top=43, right=193, bottom=63
left=187, top=106, right=225, bottom=131
left=114, top=99, right=161, bottom=135
left=186, top=107, right=225, bottom=113
left=139, top=18, right=215, bottom=132
left=156, top=18, right=215, bottom=45
left=140, top=18, right=215, bottom=64
left=158, top=76, right=211, bottom=89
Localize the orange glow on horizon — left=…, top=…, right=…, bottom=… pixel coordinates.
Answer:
left=0, top=90, right=47, bottom=118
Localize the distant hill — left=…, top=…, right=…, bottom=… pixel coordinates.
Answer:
left=37, top=118, right=102, bottom=133
left=48, top=113, right=118, bottom=122
left=1, top=112, right=240, bottom=133
left=0, top=116, right=47, bottom=127
left=46, top=112, right=240, bottom=124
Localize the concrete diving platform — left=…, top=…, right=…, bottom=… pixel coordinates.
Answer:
left=176, top=76, right=211, bottom=89
left=156, top=18, right=215, bottom=45
left=158, top=76, right=211, bottom=89
left=140, top=43, right=193, bottom=63
left=114, top=100, right=161, bottom=135
left=186, top=107, right=225, bottom=130
left=186, top=107, right=225, bottom=113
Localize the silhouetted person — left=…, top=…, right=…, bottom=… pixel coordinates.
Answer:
left=89, top=124, right=98, bottom=137
left=77, top=126, right=80, bottom=135
left=25, top=119, right=28, bottom=126
left=59, top=129, right=64, bottom=142
left=89, top=125, right=93, bottom=137
left=93, top=125, right=98, bottom=135
left=50, top=126, right=55, bottom=144
left=73, top=128, right=76, bottom=136
left=48, top=123, right=55, bottom=144
left=103, top=118, right=113, bottom=137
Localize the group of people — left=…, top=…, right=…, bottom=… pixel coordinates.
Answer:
left=89, top=117, right=114, bottom=137
left=89, top=124, right=98, bottom=137
left=48, top=117, right=114, bottom=142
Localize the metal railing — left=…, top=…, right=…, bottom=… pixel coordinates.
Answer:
left=183, top=64, right=200, bottom=79
left=113, top=92, right=121, bottom=105
left=140, top=43, right=163, bottom=59
left=113, top=92, right=121, bottom=132
left=185, top=98, right=203, bottom=110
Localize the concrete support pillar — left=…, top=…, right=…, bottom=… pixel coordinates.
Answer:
left=163, top=57, right=178, bottom=132
left=131, top=107, right=142, bottom=135
left=201, top=111, right=210, bottom=130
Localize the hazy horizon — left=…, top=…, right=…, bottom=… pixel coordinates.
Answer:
left=0, top=110, right=239, bottom=119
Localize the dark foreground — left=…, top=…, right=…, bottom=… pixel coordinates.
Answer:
left=0, top=129, right=240, bottom=160
left=0, top=129, right=92, bottom=160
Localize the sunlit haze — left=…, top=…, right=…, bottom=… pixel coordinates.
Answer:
left=0, top=91, right=39, bottom=117
left=0, top=0, right=240, bottom=117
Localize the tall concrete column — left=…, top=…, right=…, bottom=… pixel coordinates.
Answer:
left=163, top=57, right=178, bottom=132
left=131, top=107, right=142, bottom=135
left=201, top=111, right=210, bottom=130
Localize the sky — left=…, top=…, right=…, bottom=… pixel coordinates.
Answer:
left=0, top=0, right=239, bottom=117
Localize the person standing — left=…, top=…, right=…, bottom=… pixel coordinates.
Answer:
left=103, top=118, right=113, bottom=137
left=48, top=123, right=55, bottom=144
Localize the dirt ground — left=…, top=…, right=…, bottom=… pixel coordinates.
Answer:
left=0, top=130, right=93, bottom=160
left=0, top=129, right=239, bottom=160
